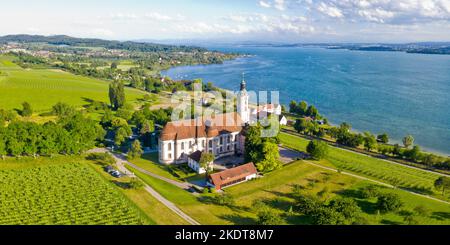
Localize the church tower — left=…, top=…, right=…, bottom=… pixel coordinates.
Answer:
left=237, top=73, right=250, bottom=124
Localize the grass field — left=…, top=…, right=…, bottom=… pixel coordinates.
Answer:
left=130, top=153, right=197, bottom=182
left=0, top=158, right=153, bottom=225
left=279, top=132, right=449, bottom=201
left=226, top=160, right=450, bottom=225
left=0, top=55, right=146, bottom=113
left=127, top=165, right=256, bottom=225
left=87, top=160, right=189, bottom=225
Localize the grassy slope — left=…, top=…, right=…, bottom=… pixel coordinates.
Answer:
left=279, top=132, right=449, bottom=201
left=127, top=165, right=256, bottom=225
left=0, top=55, right=146, bottom=112
left=129, top=153, right=197, bottom=182
left=88, top=161, right=189, bottom=225
left=227, top=161, right=450, bottom=225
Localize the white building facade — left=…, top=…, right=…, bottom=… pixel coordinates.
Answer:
left=158, top=77, right=249, bottom=165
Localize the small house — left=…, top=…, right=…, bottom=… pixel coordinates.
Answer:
left=188, top=150, right=213, bottom=174
left=208, top=162, right=257, bottom=190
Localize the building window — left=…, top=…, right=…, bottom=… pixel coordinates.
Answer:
left=219, top=137, right=223, bottom=144
left=209, top=140, right=212, bottom=148
left=168, top=153, right=172, bottom=159
left=189, top=141, right=193, bottom=148
left=168, top=143, right=171, bottom=151
left=181, top=142, right=184, bottom=150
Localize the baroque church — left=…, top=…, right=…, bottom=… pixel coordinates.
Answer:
left=158, top=76, right=250, bottom=165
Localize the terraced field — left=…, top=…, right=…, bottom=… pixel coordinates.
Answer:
left=0, top=163, right=153, bottom=225
left=279, top=132, right=448, bottom=200
left=0, top=55, right=146, bottom=112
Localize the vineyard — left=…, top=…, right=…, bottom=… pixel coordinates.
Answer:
left=279, top=132, right=447, bottom=199
left=0, top=163, right=152, bottom=225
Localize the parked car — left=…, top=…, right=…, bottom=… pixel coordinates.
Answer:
left=111, top=170, right=123, bottom=178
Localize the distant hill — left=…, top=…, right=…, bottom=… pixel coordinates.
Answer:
left=266, top=42, right=450, bottom=55
left=0, top=34, right=207, bottom=53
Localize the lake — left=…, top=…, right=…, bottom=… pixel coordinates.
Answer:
left=162, top=45, right=450, bottom=156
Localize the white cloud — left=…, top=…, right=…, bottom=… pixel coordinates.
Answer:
left=274, top=0, right=286, bottom=11
left=317, top=2, right=344, bottom=18
left=259, top=1, right=271, bottom=8
left=258, top=0, right=286, bottom=11
left=308, top=0, right=450, bottom=24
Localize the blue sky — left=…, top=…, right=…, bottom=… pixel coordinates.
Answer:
left=1, top=0, right=450, bottom=42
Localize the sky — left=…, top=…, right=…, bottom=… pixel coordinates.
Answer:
left=1, top=0, right=450, bottom=43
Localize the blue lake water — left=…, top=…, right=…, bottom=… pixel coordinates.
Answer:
left=162, top=45, right=450, bottom=155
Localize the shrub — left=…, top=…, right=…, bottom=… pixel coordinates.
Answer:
left=256, top=209, right=284, bottom=225
left=213, top=193, right=235, bottom=206
left=128, top=178, right=144, bottom=190
left=86, top=152, right=115, bottom=166
left=306, top=140, right=329, bottom=160
left=360, top=185, right=381, bottom=199
left=376, top=193, right=403, bottom=213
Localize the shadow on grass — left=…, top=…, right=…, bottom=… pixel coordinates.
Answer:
left=380, top=219, right=403, bottom=225
left=218, top=214, right=256, bottom=225
left=431, top=211, right=450, bottom=221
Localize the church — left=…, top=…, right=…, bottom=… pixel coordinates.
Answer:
left=158, top=76, right=250, bottom=165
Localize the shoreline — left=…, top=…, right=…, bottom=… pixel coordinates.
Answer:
left=161, top=53, right=450, bottom=157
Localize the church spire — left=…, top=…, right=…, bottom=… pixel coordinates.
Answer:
left=240, top=72, right=246, bottom=91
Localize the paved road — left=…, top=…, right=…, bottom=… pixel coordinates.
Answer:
left=88, top=148, right=200, bottom=225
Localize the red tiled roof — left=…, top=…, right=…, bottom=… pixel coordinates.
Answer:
left=209, top=162, right=257, bottom=188
left=160, top=112, right=243, bottom=141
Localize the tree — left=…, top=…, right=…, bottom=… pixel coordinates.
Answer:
left=213, top=193, right=235, bottom=206
left=110, top=62, right=118, bottom=69
left=128, top=140, right=143, bottom=159
left=52, top=102, right=75, bottom=118
left=434, top=176, right=450, bottom=196
left=306, top=105, right=319, bottom=118
left=244, top=124, right=263, bottom=163
left=403, top=135, right=414, bottom=148
left=199, top=152, right=214, bottom=179
left=289, top=100, right=297, bottom=113
left=376, top=193, right=403, bottom=213
left=139, top=120, right=155, bottom=135
left=363, top=132, right=377, bottom=152
left=298, top=101, right=308, bottom=115
left=312, top=207, right=345, bottom=225
left=0, top=131, right=6, bottom=160
left=256, top=141, right=281, bottom=173
left=256, top=209, right=284, bottom=225
left=109, top=80, right=126, bottom=110
left=294, top=118, right=308, bottom=134
left=21, top=102, right=33, bottom=117
left=377, top=133, right=389, bottom=144
left=328, top=197, right=362, bottom=223
left=114, top=126, right=130, bottom=146
left=306, top=140, right=329, bottom=160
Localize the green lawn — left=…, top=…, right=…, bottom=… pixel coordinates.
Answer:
left=129, top=153, right=197, bottom=181
left=127, top=164, right=256, bottom=225
left=0, top=55, right=146, bottom=113
left=0, top=156, right=153, bottom=225
left=279, top=132, right=448, bottom=201
left=88, top=160, right=188, bottom=225
left=227, top=160, right=450, bottom=225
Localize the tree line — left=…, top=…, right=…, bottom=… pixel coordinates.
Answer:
left=0, top=105, right=105, bottom=159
